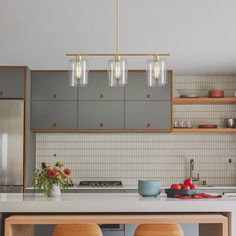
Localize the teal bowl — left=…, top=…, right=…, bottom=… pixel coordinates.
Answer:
left=138, top=180, right=161, bottom=197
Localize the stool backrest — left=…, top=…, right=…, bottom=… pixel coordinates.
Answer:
left=52, top=224, right=103, bottom=236
left=134, top=224, right=184, bottom=236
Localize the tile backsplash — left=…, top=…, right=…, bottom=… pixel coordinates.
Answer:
left=35, top=75, right=236, bottom=187
left=36, top=133, right=236, bottom=186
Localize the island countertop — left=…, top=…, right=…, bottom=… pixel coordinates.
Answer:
left=0, top=193, right=235, bottom=213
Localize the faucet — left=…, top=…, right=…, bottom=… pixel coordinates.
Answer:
left=190, top=159, right=200, bottom=182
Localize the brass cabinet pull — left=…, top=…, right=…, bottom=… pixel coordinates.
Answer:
left=146, top=94, right=151, bottom=99
left=99, top=94, right=104, bottom=99
left=53, top=122, right=57, bottom=128
left=0, top=90, right=3, bottom=96
left=146, top=123, right=151, bottom=128
left=53, top=94, right=57, bottom=99
left=99, top=123, right=104, bottom=127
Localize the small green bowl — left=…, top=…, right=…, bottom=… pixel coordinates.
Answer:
left=138, top=180, right=161, bottom=197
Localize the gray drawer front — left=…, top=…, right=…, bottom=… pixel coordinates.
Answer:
left=78, top=101, right=124, bottom=129
left=31, top=101, right=77, bottom=129
left=78, top=72, right=124, bottom=101
left=0, top=68, right=24, bottom=98
left=32, top=71, right=77, bottom=100
left=125, top=101, right=171, bottom=130
left=125, top=71, right=171, bottom=101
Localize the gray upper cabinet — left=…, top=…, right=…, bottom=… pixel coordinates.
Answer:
left=125, top=101, right=171, bottom=130
left=31, top=101, right=77, bottom=129
left=78, top=101, right=124, bottom=129
left=125, top=71, right=171, bottom=101
left=78, top=72, right=124, bottom=101
left=0, top=67, right=25, bottom=98
left=30, top=70, right=172, bottom=132
left=31, top=71, right=77, bottom=100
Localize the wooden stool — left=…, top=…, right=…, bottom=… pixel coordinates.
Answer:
left=52, top=224, right=103, bottom=236
left=134, top=224, right=184, bottom=236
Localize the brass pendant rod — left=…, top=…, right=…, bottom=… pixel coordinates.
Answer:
left=117, top=0, right=120, bottom=55
left=66, top=53, right=170, bottom=57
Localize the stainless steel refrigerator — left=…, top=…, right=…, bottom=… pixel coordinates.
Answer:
left=0, top=100, right=24, bottom=192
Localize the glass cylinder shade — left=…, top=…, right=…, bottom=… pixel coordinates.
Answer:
left=146, top=58, right=167, bottom=87
left=108, top=58, right=128, bottom=87
left=158, top=59, right=167, bottom=86
left=69, top=58, right=88, bottom=87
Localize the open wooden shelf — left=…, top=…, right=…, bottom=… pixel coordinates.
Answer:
left=173, top=97, right=236, bottom=104
left=173, top=128, right=236, bottom=133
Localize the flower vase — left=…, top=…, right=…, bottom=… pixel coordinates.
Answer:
left=49, top=184, right=61, bottom=197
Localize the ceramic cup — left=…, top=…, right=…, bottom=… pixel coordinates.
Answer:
left=138, top=180, right=161, bottom=197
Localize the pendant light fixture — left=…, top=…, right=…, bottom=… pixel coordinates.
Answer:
left=147, top=56, right=167, bottom=87
left=108, top=0, right=127, bottom=87
left=69, top=56, right=88, bottom=87
left=67, top=0, right=169, bottom=87
left=108, top=56, right=127, bottom=87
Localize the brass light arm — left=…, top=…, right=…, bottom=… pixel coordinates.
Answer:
left=66, top=53, right=170, bottom=57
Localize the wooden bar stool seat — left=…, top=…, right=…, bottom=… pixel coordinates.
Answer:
left=134, top=224, right=184, bottom=236
left=52, top=224, right=103, bottom=236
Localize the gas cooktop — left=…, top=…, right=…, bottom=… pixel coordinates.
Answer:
left=79, top=181, right=123, bottom=187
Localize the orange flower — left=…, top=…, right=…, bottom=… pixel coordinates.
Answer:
left=55, top=161, right=64, bottom=168
left=64, top=168, right=72, bottom=176
left=47, top=169, right=57, bottom=178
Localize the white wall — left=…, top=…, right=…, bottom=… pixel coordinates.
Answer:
left=1, top=0, right=236, bottom=74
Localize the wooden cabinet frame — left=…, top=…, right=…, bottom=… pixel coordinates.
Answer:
left=5, top=213, right=229, bottom=236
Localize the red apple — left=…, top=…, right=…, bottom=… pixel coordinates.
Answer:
left=171, top=184, right=175, bottom=189
left=184, top=178, right=192, bottom=186
left=190, top=183, right=198, bottom=190
left=171, top=184, right=181, bottom=190
left=182, top=184, right=190, bottom=190
left=175, top=184, right=182, bottom=190
left=171, top=184, right=177, bottom=189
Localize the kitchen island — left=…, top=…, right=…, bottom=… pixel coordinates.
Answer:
left=0, top=193, right=234, bottom=236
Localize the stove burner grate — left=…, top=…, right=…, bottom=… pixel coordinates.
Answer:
left=79, top=181, right=123, bottom=187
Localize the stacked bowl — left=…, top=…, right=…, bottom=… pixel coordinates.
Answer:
left=138, top=180, right=161, bottom=197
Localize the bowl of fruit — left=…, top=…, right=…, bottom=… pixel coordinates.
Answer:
left=165, top=178, right=199, bottom=198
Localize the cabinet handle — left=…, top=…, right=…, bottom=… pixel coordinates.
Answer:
left=53, top=94, right=57, bottom=99
left=146, top=94, right=151, bottom=99
left=0, top=90, right=3, bottom=96
left=53, top=122, right=57, bottom=128
left=146, top=123, right=151, bottom=128
left=99, top=94, right=104, bottom=99
left=99, top=123, right=104, bottom=127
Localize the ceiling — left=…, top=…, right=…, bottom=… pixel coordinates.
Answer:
left=0, top=0, right=236, bottom=75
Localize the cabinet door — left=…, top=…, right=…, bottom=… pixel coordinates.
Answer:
left=125, top=71, right=171, bottom=101
left=0, top=68, right=24, bottom=98
left=31, top=71, right=77, bottom=100
left=78, top=72, right=124, bottom=101
left=125, top=101, right=171, bottom=130
left=78, top=101, right=124, bottom=129
left=31, top=101, right=77, bottom=129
